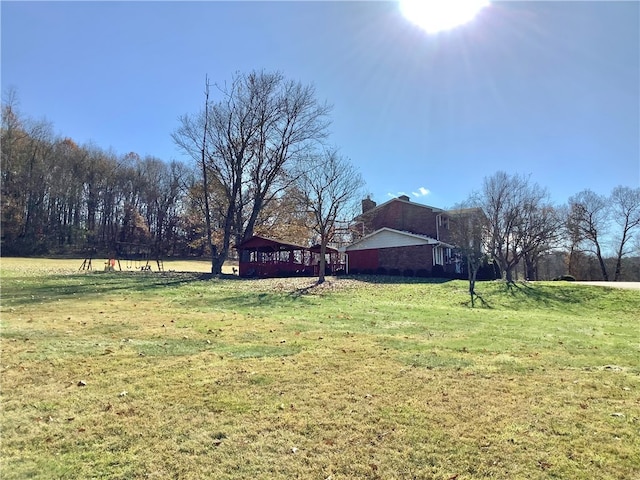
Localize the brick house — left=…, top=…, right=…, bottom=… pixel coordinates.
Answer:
left=345, top=195, right=459, bottom=276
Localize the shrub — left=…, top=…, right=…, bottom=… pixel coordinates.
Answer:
left=553, top=275, right=576, bottom=282
left=477, top=261, right=500, bottom=281
left=416, top=268, right=431, bottom=278
left=388, top=268, right=402, bottom=276
left=376, top=267, right=387, bottom=275
left=432, top=264, right=445, bottom=278
left=403, top=268, right=414, bottom=277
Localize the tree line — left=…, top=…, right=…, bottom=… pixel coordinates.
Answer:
left=2, top=71, right=638, bottom=283
left=1, top=72, right=364, bottom=279
left=2, top=89, right=190, bottom=257
left=452, top=172, right=640, bottom=290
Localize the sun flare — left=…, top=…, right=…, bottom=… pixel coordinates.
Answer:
left=399, top=0, right=490, bottom=34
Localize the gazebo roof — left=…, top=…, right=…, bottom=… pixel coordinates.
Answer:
left=235, top=235, right=307, bottom=253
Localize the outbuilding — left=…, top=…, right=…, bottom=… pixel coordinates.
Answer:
left=236, top=236, right=343, bottom=278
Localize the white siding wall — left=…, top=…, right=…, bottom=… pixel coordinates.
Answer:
left=433, top=246, right=443, bottom=265
left=347, top=229, right=435, bottom=251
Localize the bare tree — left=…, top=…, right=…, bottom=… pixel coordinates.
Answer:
left=173, top=70, right=331, bottom=274
left=294, top=150, right=364, bottom=284
left=610, top=185, right=640, bottom=281
left=568, top=189, right=610, bottom=281
left=137, top=157, right=186, bottom=255
left=476, top=172, right=521, bottom=282
left=2, top=90, right=30, bottom=249
left=476, top=171, right=554, bottom=283
left=448, top=204, right=488, bottom=307
left=519, top=202, right=565, bottom=280
left=173, top=76, right=218, bottom=272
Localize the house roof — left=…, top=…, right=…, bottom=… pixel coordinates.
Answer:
left=345, top=227, right=454, bottom=252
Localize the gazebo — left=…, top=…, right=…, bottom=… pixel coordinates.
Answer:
left=236, top=236, right=344, bottom=278
left=236, top=236, right=312, bottom=278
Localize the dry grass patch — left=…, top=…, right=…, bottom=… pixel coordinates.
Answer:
left=1, top=260, right=639, bottom=479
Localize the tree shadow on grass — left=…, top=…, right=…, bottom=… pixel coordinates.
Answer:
left=212, top=292, right=303, bottom=310
left=472, top=292, right=491, bottom=308
left=289, top=283, right=320, bottom=298
left=343, top=274, right=454, bottom=285
left=496, top=281, right=591, bottom=310
left=3, top=270, right=318, bottom=311
left=2, top=271, right=220, bottom=308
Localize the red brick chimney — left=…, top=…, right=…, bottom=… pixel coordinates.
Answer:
left=362, top=197, right=376, bottom=213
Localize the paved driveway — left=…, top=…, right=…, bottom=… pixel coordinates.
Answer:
left=575, top=281, right=640, bottom=290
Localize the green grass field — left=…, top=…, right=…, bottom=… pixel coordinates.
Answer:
left=1, top=258, right=638, bottom=479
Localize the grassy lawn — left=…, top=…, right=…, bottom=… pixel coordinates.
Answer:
left=1, top=258, right=638, bottom=479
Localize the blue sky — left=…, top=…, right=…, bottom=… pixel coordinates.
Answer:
left=2, top=1, right=639, bottom=208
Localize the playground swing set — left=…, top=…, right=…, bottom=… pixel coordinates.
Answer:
left=79, top=242, right=164, bottom=272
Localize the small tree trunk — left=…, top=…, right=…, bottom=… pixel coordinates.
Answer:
left=468, top=258, right=476, bottom=308
left=613, top=228, right=628, bottom=281
left=567, top=248, right=576, bottom=278
left=525, top=256, right=537, bottom=281
left=212, top=248, right=227, bottom=276
left=594, top=241, right=609, bottom=281
left=199, top=76, right=216, bottom=274
left=318, top=238, right=327, bottom=284
left=505, top=265, right=514, bottom=283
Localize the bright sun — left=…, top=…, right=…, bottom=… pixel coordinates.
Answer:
left=399, top=0, right=490, bottom=34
